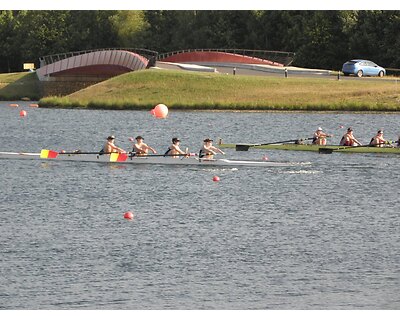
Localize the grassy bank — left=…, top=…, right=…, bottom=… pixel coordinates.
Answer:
left=36, top=69, right=400, bottom=111
left=0, top=72, right=41, bottom=100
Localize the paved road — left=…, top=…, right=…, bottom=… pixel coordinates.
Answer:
left=156, top=61, right=399, bottom=83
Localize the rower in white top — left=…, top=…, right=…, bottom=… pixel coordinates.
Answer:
left=312, top=127, right=333, bottom=145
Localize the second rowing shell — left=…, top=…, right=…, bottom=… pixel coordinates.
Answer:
left=0, top=152, right=297, bottom=167
left=219, top=143, right=400, bottom=153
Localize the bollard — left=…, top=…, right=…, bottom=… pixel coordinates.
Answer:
left=337, top=71, right=341, bottom=80
left=233, top=67, right=236, bottom=76
left=284, top=68, right=288, bottom=78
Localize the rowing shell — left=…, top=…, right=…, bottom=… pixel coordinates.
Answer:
left=0, top=152, right=293, bottom=167
left=219, top=143, right=400, bottom=153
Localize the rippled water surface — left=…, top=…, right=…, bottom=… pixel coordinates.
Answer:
left=1, top=102, right=399, bottom=309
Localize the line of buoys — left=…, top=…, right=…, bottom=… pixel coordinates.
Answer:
left=9, top=103, right=19, bottom=107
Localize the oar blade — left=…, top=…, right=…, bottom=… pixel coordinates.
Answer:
left=234, top=138, right=313, bottom=152
left=40, top=149, right=59, bottom=159
left=318, top=148, right=334, bottom=154
left=109, top=153, right=128, bottom=162
left=235, top=144, right=252, bottom=151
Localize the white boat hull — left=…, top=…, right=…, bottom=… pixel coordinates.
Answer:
left=0, top=151, right=292, bottom=167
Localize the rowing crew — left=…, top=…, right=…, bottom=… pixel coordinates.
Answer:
left=312, top=127, right=398, bottom=147
left=102, top=136, right=225, bottom=158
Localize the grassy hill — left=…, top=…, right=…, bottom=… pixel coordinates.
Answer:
left=3, top=69, right=399, bottom=111
left=39, top=69, right=400, bottom=112
left=0, top=72, right=41, bottom=100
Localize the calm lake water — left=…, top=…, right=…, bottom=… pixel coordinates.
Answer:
left=1, top=102, right=399, bottom=309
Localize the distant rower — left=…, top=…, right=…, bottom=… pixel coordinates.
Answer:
left=132, top=136, right=157, bottom=155
left=199, top=138, right=225, bottom=159
left=340, top=127, right=362, bottom=146
left=312, top=127, right=333, bottom=145
left=165, top=137, right=187, bottom=158
left=369, top=130, right=392, bottom=147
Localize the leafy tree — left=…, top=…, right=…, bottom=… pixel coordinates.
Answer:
left=16, top=11, right=69, bottom=64
left=1, top=10, right=400, bottom=73
left=65, top=10, right=118, bottom=51
left=0, top=11, right=23, bottom=72
left=109, top=10, right=148, bottom=47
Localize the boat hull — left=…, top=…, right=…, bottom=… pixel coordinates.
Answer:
left=219, top=143, right=400, bottom=153
left=0, top=152, right=292, bottom=167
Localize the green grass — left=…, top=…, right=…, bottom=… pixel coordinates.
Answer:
left=0, top=68, right=396, bottom=111
left=39, top=69, right=400, bottom=111
left=0, top=72, right=41, bottom=100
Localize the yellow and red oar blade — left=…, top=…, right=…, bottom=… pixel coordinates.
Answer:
left=109, top=153, right=128, bottom=162
left=40, top=149, right=59, bottom=159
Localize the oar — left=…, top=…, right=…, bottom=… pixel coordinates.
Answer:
left=40, top=149, right=118, bottom=158
left=40, top=149, right=196, bottom=159
left=128, top=153, right=197, bottom=157
left=318, top=141, right=398, bottom=154
left=235, top=138, right=313, bottom=151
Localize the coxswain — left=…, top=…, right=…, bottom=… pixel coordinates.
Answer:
left=339, top=127, right=362, bottom=146
left=369, top=130, right=392, bottom=147
left=199, top=138, right=225, bottom=159
left=312, top=127, right=333, bottom=145
left=132, top=136, right=157, bottom=155
left=101, top=136, right=126, bottom=154
left=165, top=137, right=187, bottom=158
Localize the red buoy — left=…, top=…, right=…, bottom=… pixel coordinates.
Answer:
left=153, top=104, right=168, bottom=119
left=123, top=211, right=134, bottom=220
left=212, top=176, right=220, bottom=182
left=19, top=110, right=27, bottom=117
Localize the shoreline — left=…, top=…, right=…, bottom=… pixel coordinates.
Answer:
left=37, top=104, right=400, bottom=114
left=3, top=70, right=400, bottom=112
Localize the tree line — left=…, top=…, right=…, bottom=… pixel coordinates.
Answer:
left=1, top=10, right=399, bottom=73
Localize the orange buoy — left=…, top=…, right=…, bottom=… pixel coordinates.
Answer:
left=212, top=176, right=220, bottom=182
left=153, top=104, right=168, bottom=119
left=29, top=103, right=39, bottom=108
left=9, top=103, right=19, bottom=107
left=19, top=110, right=27, bottom=117
left=123, top=211, right=134, bottom=220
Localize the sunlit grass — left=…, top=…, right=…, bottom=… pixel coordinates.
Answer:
left=39, top=69, right=400, bottom=111
left=0, top=72, right=40, bottom=100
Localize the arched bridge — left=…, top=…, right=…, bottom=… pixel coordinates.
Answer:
left=36, top=48, right=158, bottom=81
left=158, top=49, right=295, bottom=67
